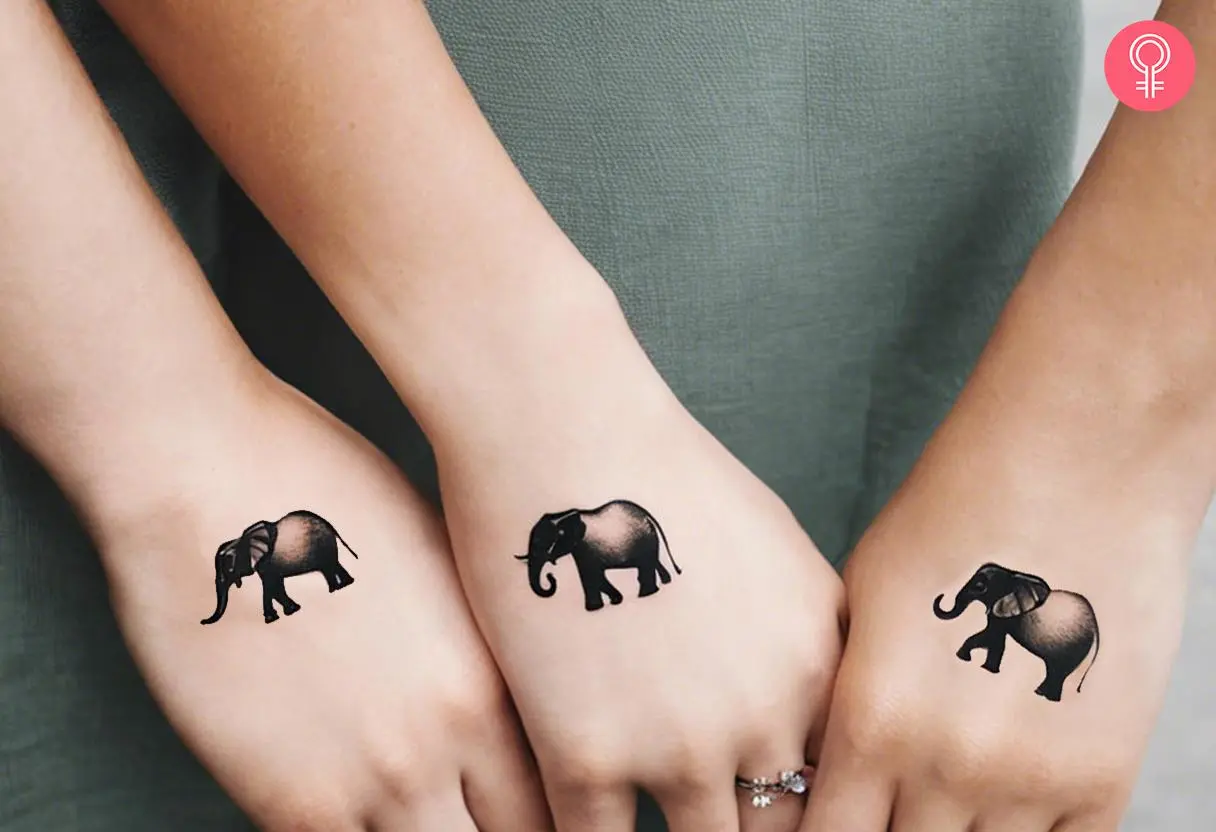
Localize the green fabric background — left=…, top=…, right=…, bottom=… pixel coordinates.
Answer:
left=0, top=1, right=1079, bottom=828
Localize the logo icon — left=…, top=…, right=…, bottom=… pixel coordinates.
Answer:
left=1105, top=21, right=1195, bottom=112
left=1131, top=32, right=1170, bottom=99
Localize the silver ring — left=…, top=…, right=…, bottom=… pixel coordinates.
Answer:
left=734, top=767, right=812, bottom=808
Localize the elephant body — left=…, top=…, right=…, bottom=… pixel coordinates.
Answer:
left=933, top=564, right=1098, bottom=702
left=1007, top=591, right=1097, bottom=669
left=201, top=510, right=358, bottom=625
left=519, top=500, right=681, bottom=611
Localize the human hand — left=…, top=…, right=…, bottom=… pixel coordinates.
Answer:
left=799, top=459, right=1194, bottom=832
left=431, top=368, right=845, bottom=832
left=94, top=382, right=551, bottom=832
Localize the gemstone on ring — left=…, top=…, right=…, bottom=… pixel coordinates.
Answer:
left=779, top=769, right=808, bottom=795
left=736, top=767, right=812, bottom=808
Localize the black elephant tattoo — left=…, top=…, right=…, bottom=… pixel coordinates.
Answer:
left=201, top=510, right=359, bottom=626
left=933, top=563, right=1099, bottom=702
left=517, top=500, right=681, bottom=612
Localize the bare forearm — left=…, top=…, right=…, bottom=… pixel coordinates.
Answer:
left=99, top=0, right=648, bottom=444
left=891, top=0, right=1216, bottom=551
left=1016, top=0, right=1216, bottom=414
left=0, top=0, right=261, bottom=522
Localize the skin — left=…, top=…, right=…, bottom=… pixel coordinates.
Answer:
left=25, top=1, right=1212, bottom=831
left=799, top=3, right=1216, bottom=830
left=0, top=3, right=551, bottom=830
left=96, top=1, right=848, bottom=830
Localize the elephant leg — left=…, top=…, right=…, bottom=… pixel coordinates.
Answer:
left=601, top=575, right=624, bottom=605
left=1034, top=664, right=1068, bottom=702
left=637, top=564, right=660, bottom=597
left=956, top=629, right=992, bottom=663
left=320, top=564, right=354, bottom=593
left=333, top=563, right=354, bottom=589
left=271, top=577, right=301, bottom=616
left=654, top=559, right=673, bottom=585
left=321, top=567, right=341, bottom=592
left=579, top=567, right=606, bottom=611
left=261, top=579, right=279, bottom=623
left=980, top=633, right=1007, bottom=674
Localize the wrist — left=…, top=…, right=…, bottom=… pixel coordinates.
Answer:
left=855, top=280, right=1215, bottom=583
left=914, top=261, right=1215, bottom=532
left=352, top=259, right=685, bottom=448
left=899, top=405, right=1209, bottom=574
left=12, top=360, right=276, bottom=541
left=1014, top=210, right=1216, bottom=449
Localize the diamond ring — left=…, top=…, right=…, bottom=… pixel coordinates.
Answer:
left=734, top=767, right=812, bottom=808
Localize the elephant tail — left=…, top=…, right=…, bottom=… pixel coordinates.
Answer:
left=652, top=516, right=681, bottom=575
left=1076, top=625, right=1099, bottom=693
left=334, top=531, right=359, bottom=559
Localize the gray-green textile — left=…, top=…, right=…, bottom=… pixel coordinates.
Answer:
left=1, top=1, right=1080, bottom=829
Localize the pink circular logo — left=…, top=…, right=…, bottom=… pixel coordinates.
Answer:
left=1105, top=21, right=1196, bottom=112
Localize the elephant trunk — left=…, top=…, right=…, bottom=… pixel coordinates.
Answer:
left=200, top=578, right=231, bottom=625
left=522, top=554, right=557, bottom=598
left=932, top=590, right=971, bottom=620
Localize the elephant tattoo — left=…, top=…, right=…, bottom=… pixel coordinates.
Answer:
left=516, top=500, right=681, bottom=612
left=933, top=563, right=1099, bottom=702
left=200, top=510, right=359, bottom=626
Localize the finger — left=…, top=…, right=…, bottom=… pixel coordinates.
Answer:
left=737, top=784, right=804, bottom=832
left=658, top=782, right=741, bottom=832
left=797, top=751, right=893, bottom=832
left=736, top=740, right=813, bottom=832
left=971, top=795, right=1073, bottom=832
left=546, top=782, right=637, bottom=832
left=975, top=815, right=1062, bottom=832
left=462, top=715, right=555, bottom=832
left=371, top=792, right=479, bottom=832
left=889, top=789, right=972, bottom=832
left=802, top=679, right=835, bottom=769
left=1048, top=808, right=1123, bottom=832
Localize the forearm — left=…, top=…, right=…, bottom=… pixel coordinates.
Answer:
left=888, top=0, right=1216, bottom=558
left=98, top=0, right=654, bottom=444
left=0, top=0, right=263, bottom=525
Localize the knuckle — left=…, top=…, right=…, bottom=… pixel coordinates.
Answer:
left=369, top=746, right=433, bottom=806
left=427, top=656, right=509, bottom=736
left=265, top=788, right=358, bottom=832
left=1075, top=777, right=1127, bottom=811
left=928, top=725, right=1062, bottom=794
left=1088, top=764, right=1130, bottom=796
left=1054, top=751, right=1130, bottom=801
left=545, top=744, right=628, bottom=793
left=651, top=733, right=719, bottom=792
left=926, top=731, right=996, bottom=789
left=440, top=678, right=501, bottom=732
left=837, top=719, right=892, bottom=761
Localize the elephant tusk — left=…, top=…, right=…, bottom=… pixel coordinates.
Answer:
left=514, top=553, right=530, bottom=561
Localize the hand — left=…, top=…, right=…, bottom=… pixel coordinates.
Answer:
left=799, top=467, right=1192, bottom=832
left=56, top=2, right=846, bottom=823
left=94, top=381, right=552, bottom=832
left=433, top=368, right=846, bottom=832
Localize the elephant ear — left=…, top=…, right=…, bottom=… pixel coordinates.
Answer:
left=241, top=521, right=278, bottom=569
left=217, top=539, right=239, bottom=571
left=992, top=573, right=1051, bottom=618
left=563, top=513, right=587, bottom=539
